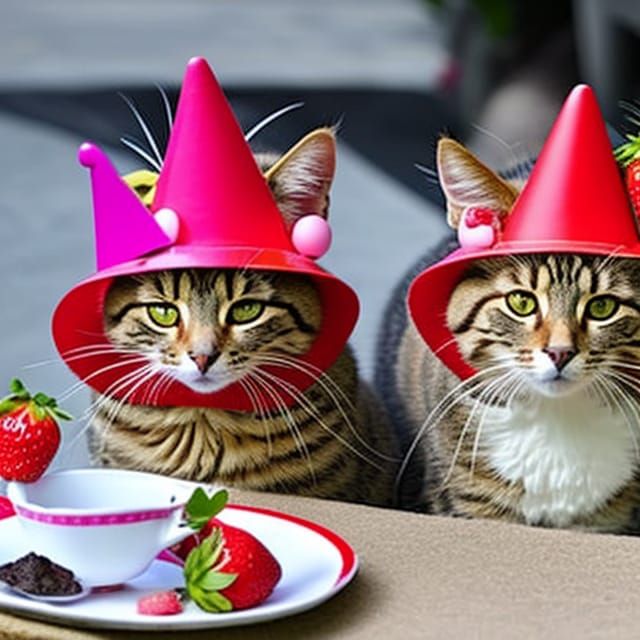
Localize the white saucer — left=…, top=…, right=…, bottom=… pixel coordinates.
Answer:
left=0, top=504, right=358, bottom=631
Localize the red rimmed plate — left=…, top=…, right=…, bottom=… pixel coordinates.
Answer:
left=0, top=502, right=358, bottom=631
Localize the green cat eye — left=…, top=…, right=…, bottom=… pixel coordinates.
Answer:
left=586, top=295, right=619, bottom=321
left=228, top=300, right=265, bottom=324
left=505, top=290, right=538, bottom=317
left=147, top=304, right=180, bottom=327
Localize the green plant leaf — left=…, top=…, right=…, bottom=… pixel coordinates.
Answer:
left=184, top=529, right=224, bottom=584
left=33, top=392, right=52, bottom=406
left=8, top=379, right=29, bottom=401
left=184, top=545, right=202, bottom=580
left=0, top=399, right=17, bottom=416
left=51, top=408, right=74, bottom=421
left=185, top=488, right=228, bottom=531
left=9, top=379, right=26, bottom=395
left=189, top=585, right=233, bottom=613
left=199, top=571, right=237, bottom=592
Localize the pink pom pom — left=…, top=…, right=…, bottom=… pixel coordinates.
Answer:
left=78, top=142, right=101, bottom=168
left=457, top=207, right=499, bottom=250
left=153, top=208, right=180, bottom=243
left=291, top=215, right=332, bottom=258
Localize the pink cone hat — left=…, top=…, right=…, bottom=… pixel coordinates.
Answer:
left=409, top=84, right=640, bottom=380
left=52, top=57, right=358, bottom=410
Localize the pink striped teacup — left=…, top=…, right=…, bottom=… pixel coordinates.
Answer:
left=7, top=468, right=199, bottom=587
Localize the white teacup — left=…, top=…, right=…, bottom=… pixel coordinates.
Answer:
left=7, top=468, right=198, bottom=587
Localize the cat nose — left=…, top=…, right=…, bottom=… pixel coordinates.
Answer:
left=543, top=347, right=576, bottom=371
left=189, top=351, right=220, bottom=374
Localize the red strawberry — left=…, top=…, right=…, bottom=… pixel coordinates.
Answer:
left=0, top=379, right=72, bottom=482
left=626, top=160, right=640, bottom=216
left=0, top=496, right=15, bottom=519
left=170, top=518, right=215, bottom=561
left=464, top=207, right=502, bottom=229
left=184, top=520, right=282, bottom=612
left=137, top=590, right=184, bottom=616
left=614, top=120, right=640, bottom=215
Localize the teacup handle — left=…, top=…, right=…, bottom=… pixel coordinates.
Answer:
left=161, top=517, right=195, bottom=550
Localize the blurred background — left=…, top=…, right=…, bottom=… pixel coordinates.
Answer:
left=0, top=0, right=638, bottom=471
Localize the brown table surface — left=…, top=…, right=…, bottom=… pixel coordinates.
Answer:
left=1, top=488, right=639, bottom=640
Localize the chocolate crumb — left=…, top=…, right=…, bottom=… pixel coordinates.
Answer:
left=0, top=552, right=82, bottom=596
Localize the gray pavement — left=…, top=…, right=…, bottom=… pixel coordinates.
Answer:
left=0, top=0, right=450, bottom=471
left=0, top=0, right=446, bottom=90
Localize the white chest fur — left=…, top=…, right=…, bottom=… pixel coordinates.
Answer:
left=480, top=393, right=637, bottom=527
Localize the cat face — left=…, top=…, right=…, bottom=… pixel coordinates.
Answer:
left=436, top=137, right=640, bottom=398
left=103, top=269, right=321, bottom=393
left=448, top=254, right=640, bottom=397
left=102, top=127, right=336, bottom=396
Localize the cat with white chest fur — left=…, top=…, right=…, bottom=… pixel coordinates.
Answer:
left=378, top=85, right=640, bottom=531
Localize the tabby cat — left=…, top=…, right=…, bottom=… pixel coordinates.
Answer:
left=378, top=137, right=640, bottom=532
left=91, top=129, right=399, bottom=506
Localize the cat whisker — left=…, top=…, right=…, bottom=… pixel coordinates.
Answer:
left=593, top=373, right=640, bottom=460
left=251, top=353, right=399, bottom=464
left=470, top=373, right=525, bottom=481
left=244, top=102, right=304, bottom=142
left=598, top=359, right=640, bottom=375
left=98, top=365, right=159, bottom=444
left=254, top=353, right=394, bottom=462
left=470, top=123, right=530, bottom=175
left=238, top=376, right=274, bottom=458
left=85, top=361, right=158, bottom=415
left=149, top=370, right=176, bottom=406
left=414, top=163, right=440, bottom=185
left=58, top=356, right=151, bottom=403
left=120, top=136, right=162, bottom=172
left=155, top=83, right=174, bottom=132
left=263, top=353, right=358, bottom=413
left=247, top=370, right=316, bottom=485
left=68, top=364, right=156, bottom=453
left=62, top=348, right=144, bottom=365
left=442, top=370, right=516, bottom=488
left=24, top=343, right=129, bottom=371
left=251, top=366, right=386, bottom=473
left=594, top=248, right=625, bottom=275
left=141, top=369, right=167, bottom=406
left=82, top=363, right=155, bottom=422
left=433, top=336, right=459, bottom=357
left=119, top=92, right=164, bottom=168
left=394, top=362, right=513, bottom=503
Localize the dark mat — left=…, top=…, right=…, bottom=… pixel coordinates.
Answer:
left=0, top=86, right=461, bottom=208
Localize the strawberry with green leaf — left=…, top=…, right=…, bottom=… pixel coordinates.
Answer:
left=614, top=104, right=640, bottom=215
left=162, top=487, right=282, bottom=613
left=0, top=379, right=72, bottom=482
left=183, top=521, right=282, bottom=612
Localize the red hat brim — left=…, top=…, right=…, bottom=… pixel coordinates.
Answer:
left=52, top=245, right=358, bottom=411
left=408, top=238, right=640, bottom=380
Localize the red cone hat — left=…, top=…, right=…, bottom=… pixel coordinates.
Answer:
left=52, top=57, right=358, bottom=410
left=409, top=84, right=640, bottom=379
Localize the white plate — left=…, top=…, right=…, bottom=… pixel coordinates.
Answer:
left=0, top=504, right=358, bottom=631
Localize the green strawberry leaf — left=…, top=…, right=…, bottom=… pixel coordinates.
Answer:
left=9, top=379, right=27, bottom=397
left=33, top=392, right=52, bottom=406
left=51, top=408, right=74, bottom=422
left=8, top=379, right=29, bottom=401
left=183, top=527, right=237, bottom=613
left=199, top=571, right=237, bottom=592
left=185, top=488, right=228, bottom=531
left=0, top=399, right=18, bottom=416
left=187, top=584, right=233, bottom=613
left=185, top=528, right=226, bottom=584
left=1, top=380, right=73, bottom=422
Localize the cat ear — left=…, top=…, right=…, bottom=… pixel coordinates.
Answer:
left=263, top=127, right=336, bottom=229
left=437, top=137, right=519, bottom=229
